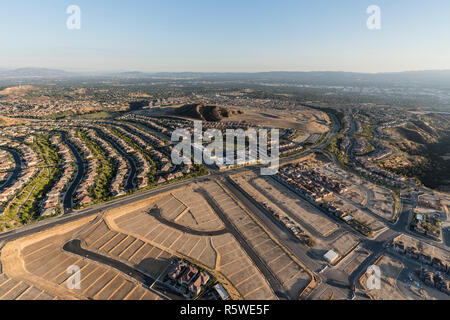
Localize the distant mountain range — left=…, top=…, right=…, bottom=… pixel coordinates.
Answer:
left=1, top=68, right=450, bottom=87
left=0, top=67, right=74, bottom=78
left=150, top=70, right=450, bottom=86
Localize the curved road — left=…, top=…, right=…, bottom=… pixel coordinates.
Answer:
left=94, top=127, right=137, bottom=191
left=0, top=174, right=214, bottom=243
left=61, top=131, right=85, bottom=212
left=118, top=123, right=171, bottom=158
left=63, top=239, right=183, bottom=300
left=196, top=187, right=290, bottom=300
left=0, top=147, right=22, bottom=191
left=147, top=206, right=227, bottom=237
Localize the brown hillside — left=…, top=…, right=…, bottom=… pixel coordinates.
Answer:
left=0, top=85, right=38, bottom=96
left=0, top=115, right=28, bottom=127
left=172, top=104, right=243, bottom=122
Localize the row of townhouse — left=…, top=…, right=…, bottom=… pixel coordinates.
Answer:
left=353, top=138, right=370, bottom=155
left=348, top=156, right=405, bottom=189
left=110, top=125, right=152, bottom=189
left=417, top=268, right=450, bottom=295
left=86, top=129, right=126, bottom=197
left=40, top=135, right=76, bottom=216
left=354, top=119, right=363, bottom=135
left=0, top=172, right=11, bottom=184
left=279, top=163, right=347, bottom=199
left=201, top=120, right=253, bottom=132
left=4, top=99, right=125, bottom=118
left=0, top=167, right=39, bottom=205
left=5, top=141, right=39, bottom=167
left=279, top=141, right=303, bottom=156
left=360, top=139, right=394, bottom=162
left=391, top=239, right=449, bottom=274
left=120, top=114, right=188, bottom=134
left=341, top=115, right=352, bottom=134
left=113, top=123, right=182, bottom=179
left=95, top=126, right=133, bottom=195
left=97, top=125, right=151, bottom=190
left=303, top=167, right=348, bottom=194
left=338, top=136, right=351, bottom=154
left=156, top=170, right=185, bottom=184
left=277, top=170, right=331, bottom=203
left=0, top=149, right=14, bottom=171
left=121, top=122, right=166, bottom=149
left=276, top=167, right=372, bottom=236
left=69, top=130, right=99, bottom=206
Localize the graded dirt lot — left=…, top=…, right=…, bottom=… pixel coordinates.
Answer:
left=336, top=244, right=370, bottom=276
left=360, top=255, right=407, bottom=300
left=103, top=186, right=277, bottom=300
left=0, top=178, right=317, bottom=300
left=155, top=186, right=225, bottom=232
left=317, top=287, right=347, bottom=300
left=316, top=163, right=395, bottom=221
left=0, top=273, right=57, bottom=300
left=330, top=233, right=359, bottom=257
left=226, top=107, right=330, bottom=133
left=394, top=234, right=450, bottom=262
left=141, top=105, right=330, bottom=133
left=202, top=180, right=313, bottom=299
left=0, top=215, right=159, bottom=300
left=232, top=171, right=339, bottom=238
left=340, top=185, right=367, bottom=206
left=369, top=186, right=395, bottom=219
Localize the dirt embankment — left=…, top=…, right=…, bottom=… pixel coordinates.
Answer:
left=0, top=115, right=29, bottom=127
left=0, top=85, right=38, bottom=96
left=0, top=215, right=95, bottom=300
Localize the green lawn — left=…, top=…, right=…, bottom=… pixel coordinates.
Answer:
left=77, top=130, right=117, bottom=202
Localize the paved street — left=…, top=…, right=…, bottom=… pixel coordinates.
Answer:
left=63, top=239, right=183, bottom=300
left=61, top=131, right=86, bottom=211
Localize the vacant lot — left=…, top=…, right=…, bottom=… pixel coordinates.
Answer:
left=360, top=255, right=407, bottom=300
left=232, top=171, right=339, bottom=238
left=230, top=171, right=315, bottom=242
left=316, top=163, right=395, bottom=221
left=395, top=234, right=450, bottom=262
left=368, top=186, right=395, bottom=220
left=154, top=186, right=225, bottom=232
left=326, top=193, right=385, bottom=234
left=331, top=233, right=359, bottom=257
left=0, top=273, right=56, bottom=300
left=1, top=216, right=159, bottom=300
left=337, top=244, right=370, bottom=276
left=107, top=192, right=277, bottom=300
left=203, top=180, right=312, bottom=299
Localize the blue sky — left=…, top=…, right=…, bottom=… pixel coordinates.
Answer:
left=0, top=0, right=449, bottom=73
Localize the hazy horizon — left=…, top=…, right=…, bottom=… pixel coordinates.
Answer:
left=1, top=0, right=450, bottom=73
left=2, top=67, right=450, bottom=75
